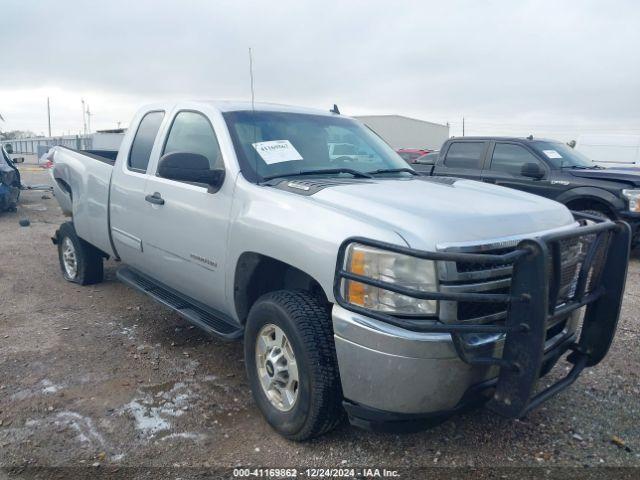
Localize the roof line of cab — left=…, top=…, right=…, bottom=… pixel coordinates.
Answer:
left=448, top=136, right=560, bottom=143
left=136, top=99, right=341, bottom=117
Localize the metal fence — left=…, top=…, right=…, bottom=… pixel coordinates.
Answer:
left=0, top=135, right=92, bottom=156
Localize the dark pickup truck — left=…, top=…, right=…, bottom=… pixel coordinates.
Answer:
left=414, top=137, right=640, bottom=246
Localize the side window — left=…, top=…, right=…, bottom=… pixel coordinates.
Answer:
left=128, top=111, right=165, bottom=172
left=163, top=111, right=222, bottom=169
left=491, top=143, right=542, bottom=175
left=443, top=142, right=485, bottom=169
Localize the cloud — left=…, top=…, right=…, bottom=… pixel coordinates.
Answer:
left=1, top=0, right=639, bottom=139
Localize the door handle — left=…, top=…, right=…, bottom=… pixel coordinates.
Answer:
left=145, top=192, right=165, bottom=205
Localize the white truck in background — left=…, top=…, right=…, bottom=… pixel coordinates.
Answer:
left=576, top=134, right=640, bottom=168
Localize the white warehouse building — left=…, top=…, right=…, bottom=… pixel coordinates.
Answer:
left=354, top=115, right=450, bottom=151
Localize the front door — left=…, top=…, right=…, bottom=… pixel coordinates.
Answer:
left=142, top=110, right=232, bottom=312
left=481, top=142, right=563, bottom=199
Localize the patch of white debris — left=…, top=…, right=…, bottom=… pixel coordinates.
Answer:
left=10, top=379, right=64, bottom=401
left=41, top=379, right=62, bottom=394
left=159, top=432, right=208, bottom=442
left=119, top=324, right=139, bottom=340
left=121, top=381, right=197, bottom=440
left=12, top=411, right=124, bottom=461
left=54, top=411, right=107, bottom=448
left=124, top=399, right=171, bottom=436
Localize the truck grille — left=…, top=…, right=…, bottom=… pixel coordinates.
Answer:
left=454, top=246, right=515, bottom=274
left=437, top=228, right=611, bottom=348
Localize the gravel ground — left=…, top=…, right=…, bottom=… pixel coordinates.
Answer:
left=0, top=168, right=638, bottom=477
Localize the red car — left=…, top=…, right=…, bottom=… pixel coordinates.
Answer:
left=396, top=148, right=431, bottom=163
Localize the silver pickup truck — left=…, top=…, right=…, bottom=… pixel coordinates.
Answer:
left=50, top=101, right=630, bottom=440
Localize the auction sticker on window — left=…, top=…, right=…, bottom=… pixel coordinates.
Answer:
left=252, top=140, right=303, bottom=164
left=543, top=149, right=563, bottom=159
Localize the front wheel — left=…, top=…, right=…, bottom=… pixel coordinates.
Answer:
left=577, top=209, right=611, bottom=222
left=56, top=222, right=104, bottom=285
left=244, top=290, right=343, bottom=440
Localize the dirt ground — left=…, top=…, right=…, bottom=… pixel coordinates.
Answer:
left=0, top=168, right=639, bottom=477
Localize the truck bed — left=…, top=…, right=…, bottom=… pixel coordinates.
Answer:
left=50, top=146, right=116, bottom=257
left=77, top=149, right=119, bottom=165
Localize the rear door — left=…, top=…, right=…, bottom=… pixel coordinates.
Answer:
left=109, top=109, right=166, bottom=272
left=433, top=141, right=488, bottom=180
left=481, top=142, right=561, bottom=198
left=142, top=109, right=232, bottom=312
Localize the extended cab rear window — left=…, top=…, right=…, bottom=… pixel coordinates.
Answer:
left=443, top=142, right=485, bottom=169
left=128, top=111, right=165, bottom=172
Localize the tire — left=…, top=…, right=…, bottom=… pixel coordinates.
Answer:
left=244, top=290, right=343, bottom=440
left=576, top=209, right=611, bottom=222
left=56, top=222, right=104, bottom=285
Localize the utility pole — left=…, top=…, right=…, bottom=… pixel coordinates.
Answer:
left=86, top=104, right=92, bottom=133
left=47, top=97, right=52, bottom=137
left=81, top=98, right=87, bottom=136
left=462, top=117, right=465, bottom=137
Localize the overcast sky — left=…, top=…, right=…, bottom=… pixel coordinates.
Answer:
left=1, top=0, right=639, bottom=141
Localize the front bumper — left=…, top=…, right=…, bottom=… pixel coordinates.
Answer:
left=333, top=304, right=579, bottom=429
left=333, top=304, right=497, bottom=415
left=332, top=215, right=630, bottom=429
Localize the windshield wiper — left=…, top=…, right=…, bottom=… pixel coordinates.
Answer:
left=262, top=168, right=373, bottom=182
left=367, top=168, right=418, bottom=176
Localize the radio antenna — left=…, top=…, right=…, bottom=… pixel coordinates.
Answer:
left=249, top=47, right=255, bottom=111
left=248, top=47, right=259, bottom=177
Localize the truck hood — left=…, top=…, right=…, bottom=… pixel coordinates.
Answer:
left=567, top=168, right=640, bottom=187
left=310, top=176, right=575, bottom=249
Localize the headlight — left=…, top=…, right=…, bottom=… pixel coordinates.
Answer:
left=622, top=189, right=640, bottom=212
left=342, top=242, right=438, bottom=315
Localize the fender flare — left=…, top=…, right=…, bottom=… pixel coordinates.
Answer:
left=554, top=187, right=624, bottom=213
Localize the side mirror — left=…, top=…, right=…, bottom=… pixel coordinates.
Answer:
left=12, top=157, right=25, bottom=164
left=157, top=152, right=225, bottom=189
left=521, top=162, right=545, bottom=179
left=4, top=144, right=13, bottom=154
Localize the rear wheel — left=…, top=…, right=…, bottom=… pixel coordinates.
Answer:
left=56, top=222, right=104, bottom=285
left=244, top=290, right=343, bottom=440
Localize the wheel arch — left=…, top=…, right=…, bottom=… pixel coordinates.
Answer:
left=233, top=252, right=330, bottom=324
left=556, top=187, right=622, bottom=218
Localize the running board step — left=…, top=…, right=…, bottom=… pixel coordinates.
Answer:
left=116, top=266, right=243, bottom=340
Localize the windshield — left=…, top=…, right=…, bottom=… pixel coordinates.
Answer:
left=223, top=111, right=411, bottom=182
left=531, top=141, right=595, bottom=168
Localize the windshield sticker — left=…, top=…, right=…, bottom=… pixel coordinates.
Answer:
left=543, top=149, right=563, bottom=159
left=252, top=140, right=303, bottom=164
